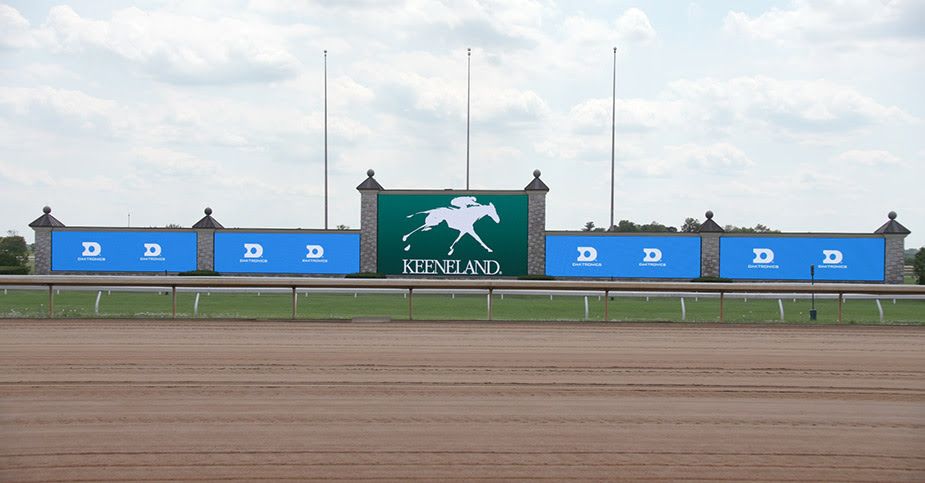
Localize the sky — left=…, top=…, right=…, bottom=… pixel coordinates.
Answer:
left=1, top=0, right=923, bottom=247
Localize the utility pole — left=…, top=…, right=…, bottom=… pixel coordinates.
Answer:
left=466, top=47, right=471, bottom=190
left=324, top=49, right=329, bottom=229
left=610, top=47, right=617, bottom=231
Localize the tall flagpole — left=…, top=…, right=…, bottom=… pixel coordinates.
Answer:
left=466, top=47, right=471, bottom=190
left=324, top=49, right=329, bottom=230
left=610, top=47, right=616, bottom=231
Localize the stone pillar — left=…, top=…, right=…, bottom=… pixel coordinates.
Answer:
left=357, top=170, right=384, bottom=273
left=28, top=206, right=65, bottom=275
left=196, top=230, right=214, bottom=271
left=697, top=210, right=724, bottom=279
left=191, top=207, right=223, bottom=272
left=525, top=170, right=549, bottom=276
left=874, top=211, right=911, bottom=285
left=33, top=228, right=51, bottom=275
left=884, top=235, right=907, bottom=284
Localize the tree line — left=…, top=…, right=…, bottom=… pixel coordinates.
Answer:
left=580, top=218, right=778, bottom=234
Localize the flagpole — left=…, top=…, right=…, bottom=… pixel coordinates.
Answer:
left=466, top=47, right=471, bottom=190
left=324, top=49, right=329, bottom=230
left=610, top=47, right=616, bottom=231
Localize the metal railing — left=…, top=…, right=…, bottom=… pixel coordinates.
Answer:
left=2, top=275, right=924, bottom=322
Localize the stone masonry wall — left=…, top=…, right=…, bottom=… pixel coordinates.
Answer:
left=527, top=192, right=547, bottom=275
left=884, top=235, right=906, bottom=284
left=196, top=230, right=214, bottom=271
left=33, top=228, right=51, bottom=275
left=700, top=233, right=720, bottom=278
left=359, top=191, right=378, bottom=273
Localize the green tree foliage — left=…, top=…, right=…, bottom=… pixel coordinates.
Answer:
left=581, top=221, right=595, bottom=232
left=681, top=217, right=701, bottom=233
left=723, top=224, right=779, bottom=233
left=165, top=223, right=183, bottom=229
left=0, top=235, right=29, bottom=267
left=914, top=248, right=925, bottom=285
left=610, top=220, right=677, bottom=233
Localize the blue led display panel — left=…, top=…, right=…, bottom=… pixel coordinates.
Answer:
left=546, top=235, right=701, bottom=278
left=214, top=232, right=360, bottom=274
left=51, top=231, right=197, bottom=272
left=719, top=237, right=884, bottom=281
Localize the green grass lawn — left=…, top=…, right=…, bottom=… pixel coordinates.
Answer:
left=0, top=289, right=922, bottom=324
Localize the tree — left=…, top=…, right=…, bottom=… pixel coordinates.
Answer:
left=0, top=235, right=28, bottom=267
left=914, top=248, right=925, bottom=285
left=336, top=224, right=350, bottom=230
left=612, top=220, right=639, bottom=232
left=681, top=217, right=701, bottom=233
left=724, top=224, right=780, bottom=233
left=165, top=224, right=183, bottom=229
left=581, top=221, right=596, bottom=232
left=639, top=221, right=677, bottom=233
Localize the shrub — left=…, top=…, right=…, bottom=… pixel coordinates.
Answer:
left=0, top=265, right=29, bottom=275
left=914, top=248, right=925, bottom=285
left=345, top=272, right=386, bottom=278
left=517, top=274, right=555, bottom=280
left=178, top=270, right=220, bottom=276
left=691, top=276, right=733, bottom=283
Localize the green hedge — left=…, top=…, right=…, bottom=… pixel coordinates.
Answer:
left=691, top=276, right=733, bottom=283
left=178, top=270, right=220, bottom=276
left=0, top=265, right=29, bottom=275
left=345, top=272, right=386, bottom=279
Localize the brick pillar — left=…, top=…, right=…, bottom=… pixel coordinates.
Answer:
left=874, top=211, right=911, bottom=284
left=28, top=206, right=64, bottom=275
left=357, top=169, right=384, bottom=273
left=196, top=230, right=214, bottom=271
left=697, top=210, right=724, bottom=279
left=884, top=235, right=907, bottom=284
left=700, top=233, right=720, bottom=278
left=33, top=228, right=51, bottom=275
left=525, top=170, right=549, bottom=276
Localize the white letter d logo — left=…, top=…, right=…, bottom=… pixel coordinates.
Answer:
left=822, top=250, right=843, bottom=264
left=81, top=242, right=101, bottom=257
left=243, top=243, right=263, bottom=258
left=752, top=248, right=774, bottom=264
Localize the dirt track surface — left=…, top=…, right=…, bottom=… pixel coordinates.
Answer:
left=1, top=320, right=923, bottom=481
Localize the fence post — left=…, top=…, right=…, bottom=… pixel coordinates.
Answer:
left=583, top=296, right=589, bottom=320
left=838, top=293, right=843, bottom=322
left=47, top=284, right=53, bottom=318
left=778, top=298, right=784, bottom=321
left=488, top=288, right=493, bottom=321
left=291, top=287, right=297, bottom=320
left=95, top=291, right=102, bottom=315
left=719, top=292, right=725, bottom=322
left=408, top=288, right=414, bottom=320
left=604, top=290, right=609, bottom=321
left=680, top=297, right=686, bottom=322
left=171, top=286, right=177, bottom=319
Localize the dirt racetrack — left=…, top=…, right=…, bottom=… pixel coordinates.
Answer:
left=1, top=319, right=923, bottom=481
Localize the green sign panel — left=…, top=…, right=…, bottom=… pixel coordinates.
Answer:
left=377, top=193, right=528, bottom=276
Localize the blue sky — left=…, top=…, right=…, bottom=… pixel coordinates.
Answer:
left=1, top=1, right=923, bottom=247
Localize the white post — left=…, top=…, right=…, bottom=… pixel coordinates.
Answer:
left=583, top=296, right=589, bottom=320
left=680, top=297, right=686, bottom=321
left=778, top=299, right=784, bottom=322
left=94, top=291, right=102, bottom=315
left=875, top=299, right=884, bottom=322
left=194, top=292, right=201, bottom=317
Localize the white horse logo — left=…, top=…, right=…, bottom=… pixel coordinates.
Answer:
left=402, top=196, right=501, bottom=255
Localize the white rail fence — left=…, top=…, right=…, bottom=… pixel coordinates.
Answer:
left=2, top=275, right=924, bottom=322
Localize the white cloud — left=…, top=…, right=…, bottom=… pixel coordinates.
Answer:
left=724, top=0, right=925, bottom=51
left=664, top=143, right=754, bottom=172
left=568, top=98, right=683, bottom=132
left=40, top=5, right=303, bottom=84
left=132, top=147, right=219, bottom=176
left=0, top=4, right=36, bottom=49
left=667, top=76, right=916, bottom=136
left=834, top=149, right=903, bottom=166
left=616, top=7, right=656, bottom=43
